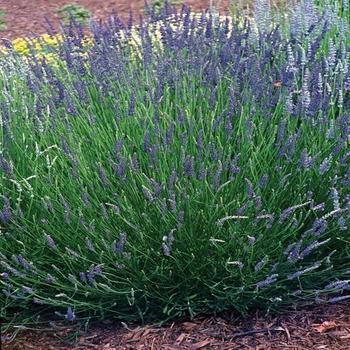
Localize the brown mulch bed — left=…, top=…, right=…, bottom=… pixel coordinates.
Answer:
left=0, top=0, right=231, bottom=40
left=2, top=302, right=350, bottom=349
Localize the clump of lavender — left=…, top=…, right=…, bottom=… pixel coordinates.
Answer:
left=0, top=0, right=349, bottom=329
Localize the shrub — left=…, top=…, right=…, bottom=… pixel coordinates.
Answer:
left=57, top=3, right=91, bottom=25
left=0, top=1, right=349, bottom=327
left=0, top=9, right=6, bottom=31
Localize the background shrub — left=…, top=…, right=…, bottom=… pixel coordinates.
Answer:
left=0, top=0, right=349, bottom=327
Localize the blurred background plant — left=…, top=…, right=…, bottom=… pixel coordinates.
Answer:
left=57, top=3, right=91, bottom=25
left=0, top=9, right=6, bottom=31
left=150, top=0, right=184, bottom=14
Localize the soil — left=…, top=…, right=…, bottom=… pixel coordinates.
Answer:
left=0, top=0, right=231, bottom=40
left=2, top=302, right=350, bottom=349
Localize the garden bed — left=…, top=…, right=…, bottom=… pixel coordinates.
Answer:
left=1, top=0, right=230, bottom=39
left=3, top=302, right=350, bottom=349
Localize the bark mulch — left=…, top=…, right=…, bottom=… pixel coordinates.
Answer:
left=0, top=0, right=231, bottom=40
left=2, top=302, right=350, bottom=349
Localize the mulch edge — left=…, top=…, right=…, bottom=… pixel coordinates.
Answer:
left=2, top=302, right=350, bottom=349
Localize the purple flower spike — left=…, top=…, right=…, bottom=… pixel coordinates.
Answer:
left=65, top=307, right=76, bottom=321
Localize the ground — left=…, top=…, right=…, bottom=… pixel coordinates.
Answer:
left=0, top=0, right=230, bottom=39
left=2, top=302, right=350, bottom=349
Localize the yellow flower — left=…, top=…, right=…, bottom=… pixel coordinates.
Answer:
left=82, top=37, right=94, bottom=47
left=10, top=33, right=64, bottom=57
left=3, top=12, right=233, bottom=65
left=35, top=52, right=60, bottom=66
left=12, top=38, right=30, bottom=55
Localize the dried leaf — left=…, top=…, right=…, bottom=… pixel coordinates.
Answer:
left=182, top=322, right=198, bottom=331
left=313, top=321, right=337, bottom=333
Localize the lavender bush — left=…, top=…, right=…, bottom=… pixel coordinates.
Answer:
left=0, top=0, right=349, bottom=327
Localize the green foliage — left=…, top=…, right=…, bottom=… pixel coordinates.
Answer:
left=0, top=9, right=6, bottom=31
left=150, top=0, right=183, bottom=14
left=57, top=3, right=91, bottom=25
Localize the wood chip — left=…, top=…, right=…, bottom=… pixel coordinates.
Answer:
left=175, top=333, right=187, bottom=344
left=313, top=321, right=337, bottom=333
left=182, top=322, right=198, bottom=331
left=191, top=339, right=212, bottom=349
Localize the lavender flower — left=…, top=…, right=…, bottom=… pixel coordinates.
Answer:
left=33, top=297, right=44, bottom=304
left=319, top=157, right=332, bottom=175
left=0, top=196, right=11, bottom=224
left=287, top=262, right=321, bottom=280
left=85, top=237, right=95, bottom=252
left=1, top=272, right=9, bottom=280
left=324, top=280, right=350, bottom=290
left=87, top=264, right=103, bottom=283
left=254, top=258, right=267, bottom=272
left=287, top=240, right=302, bottom=262
left=165, top=122, right=175, bottom=145
left=142, top=185, right=154, bottom=202
left=258, top=175, right=268, bottom=189
left=312, top=218, right=328, bottom=236
left=298, top=149, right=313, bottom=170
left=81, top=190, right=91, bottom=207
left=256, top=274, right=278, bottom=289
left=212, top=162, right=223, bottom=189
left=183, top=155, right=195, bottom=177
left=299, top=238, right=331, bottom=259
left=279, top=207, right=293, bottom=224
left=198, top=163, right=206, bottom=181
left=330, top=187, right=340, bottom=210
left=131, top=153, right=140, bottom=172
left=245, top=178, right=255, bottom=199
left=21, top=285, right=34, bottom=294
left=97, top=164, right=110, bottom=187
left=60, top=196, right=71, bottom=225
left=162, top=229, right=175, bottom=256
left=312, top=202, right=325, bottom=212
left=113, top=232, right=127, bottom=254
left=167, top=168, right=177, bottom=191
left=247, top=235, right=256, bottom=246
left=44, top=233, right=57, bottom=249
left=177, top=211, right=184, bottom=228
left=0, top=155, right=13, bottom=176
left=254, top=0, right=271, bottom=35
left=101, top=203, right=109, bottom=220
left=65, top=307, right=76, bottom=321
left=16, top=255, right=32, bottom=270
left=65, top=247, right=81, bottom=259
left=79, top=272, right=87, bottom=283
left=337, top=216, right=348, bottom=231
left=328, top=295, right=350, bottom=304
left=46, top=274, right=56, bottom=284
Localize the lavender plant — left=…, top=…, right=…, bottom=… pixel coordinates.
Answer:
left=0, top=1, right=349, bottom=328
